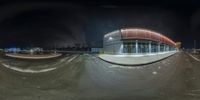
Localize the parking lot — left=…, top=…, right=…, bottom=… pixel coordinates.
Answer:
left=0, top=52, right=200, bottom=100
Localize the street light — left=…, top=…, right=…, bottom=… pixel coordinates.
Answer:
left=109, top=36, right=113, bottom=40
left=108, top=36, right=114, bottom=54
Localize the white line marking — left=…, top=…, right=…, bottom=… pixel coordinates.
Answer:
left=191, top=89, right=200, bottom=92
left=187, top=53, right=200, bottom=62
left=1, top=63, right=57, bottom=73
left=68, top=55, right=78, bottom=62
left=187, top=93, right=200, bottom=97
left=60, top=56, right=70, bottom=62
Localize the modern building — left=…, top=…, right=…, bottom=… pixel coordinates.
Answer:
left=4, top=47, right=21, bottom=53
left=91, top=48, right=103, bottom=53
left=103, top=28, right=177, bottom=55
left=175, top=42, right=181, bottom=50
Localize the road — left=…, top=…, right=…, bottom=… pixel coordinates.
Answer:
left=0, top=52, right=200, bottom=100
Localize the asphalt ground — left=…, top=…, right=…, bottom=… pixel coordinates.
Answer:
left=0, top=52, right=200, bottom=100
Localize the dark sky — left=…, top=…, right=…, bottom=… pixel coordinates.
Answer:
left=0, top=1, right=200, bottom=48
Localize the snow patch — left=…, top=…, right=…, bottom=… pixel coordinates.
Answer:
left=152, top=71, right=158, bottom=75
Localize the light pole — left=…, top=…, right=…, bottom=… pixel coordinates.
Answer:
left=194, top=40, right=196, bottom=53
left=194, top=40, right=196, bottom=49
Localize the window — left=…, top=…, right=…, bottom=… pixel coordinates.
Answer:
left=123, top=40, right=136, bottom=53
left=160, top=44, right=164, bottom=52
left=138, top=40, right=149, bottom=53
left=151, top=41, right=158, bottom=53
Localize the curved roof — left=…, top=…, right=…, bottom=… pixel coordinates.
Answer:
left=120, top=28, right=176, bottom=46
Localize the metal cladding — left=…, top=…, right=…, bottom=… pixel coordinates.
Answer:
left=120, top=28, right=176, bottom=47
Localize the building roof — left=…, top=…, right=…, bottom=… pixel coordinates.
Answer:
left=120, top=28, right=176, bottom=46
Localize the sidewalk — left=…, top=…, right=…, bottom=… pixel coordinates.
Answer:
left=99, top=51, right=177, bottom=65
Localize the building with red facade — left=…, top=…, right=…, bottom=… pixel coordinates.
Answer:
left=103, top=28, right=176, bottom=54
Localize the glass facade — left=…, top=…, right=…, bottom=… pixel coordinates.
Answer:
left=123, top=41, right=136, bottom=53
left=160, top=44, right=165, bottom=52
left=115, top=39, right=176, bottom=54
left=103, top=29, right=176, bottom=55
left=151, top=42, right=158, bottom=53
left=138, top=40, right=149, bottom=53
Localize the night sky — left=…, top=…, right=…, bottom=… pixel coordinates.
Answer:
left=0, top=1, right=200, bottom=48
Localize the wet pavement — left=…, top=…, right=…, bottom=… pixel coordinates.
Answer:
left=0, top=51, right=200, bottom=100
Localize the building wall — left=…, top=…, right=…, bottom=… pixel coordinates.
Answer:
left=103, top=30, right=123, bottom=54
left=104, top=41, right=123, bottom=54
left=103, top=29, right=176, bottom=55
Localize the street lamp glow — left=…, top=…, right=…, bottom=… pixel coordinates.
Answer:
left=109, top=37, right=113, bottom=40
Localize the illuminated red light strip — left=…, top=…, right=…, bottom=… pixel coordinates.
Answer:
left=121, top=28, right=176, bottom=46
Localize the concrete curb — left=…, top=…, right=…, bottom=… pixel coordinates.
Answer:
left=1, top=63, right=57, bottom=73
left=99, top=51, right=177, bottom=66
left=5, top=53, right=62, bottom=59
